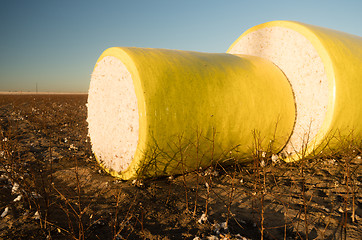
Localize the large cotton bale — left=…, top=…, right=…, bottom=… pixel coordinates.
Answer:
left=227, top=21, right=362, bottom=160
left=87, top=47, right=295, bottom=179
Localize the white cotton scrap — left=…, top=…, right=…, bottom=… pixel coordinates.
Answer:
left=260, top=159, right=265, bottom=168
left=69, top=144, right=78, bottom=150
left=11, top=182, right=20, bottom=194
left=33, top=211, right=40, bottom=220
left=213, top=222, right=221, bottom=234
left=271, top=154, right=279, bottom=163
left=235, top=234, right=251, bottom=240
left=207, top=236, right=218, bottom=240
left=220, top=221, right=228, bottom=230
left=203, top=168, right=219, bottom=177
left=32, top=192, right=42, bottom=199
left=1, top=207, right=9, bottom=218
left=131, top=179, right=144, bottom=187
left=198, top=213, right=208, bottom=224
left=13, top=195, right=22, bottom=202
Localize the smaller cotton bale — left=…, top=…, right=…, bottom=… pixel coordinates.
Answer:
left=87, top=47, right=295, bottom=179
left=227, top=21, right=362, bottom=160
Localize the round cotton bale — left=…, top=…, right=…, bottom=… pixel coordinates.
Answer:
left=227, top=21, right=362, bottom=160
left=87, top=47, right=295, bottom=179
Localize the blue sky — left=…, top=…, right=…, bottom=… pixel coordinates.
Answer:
left=1, top=0, right=361, bottom=92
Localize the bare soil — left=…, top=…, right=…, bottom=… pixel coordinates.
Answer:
left=0, top=94, right=361, bottom=240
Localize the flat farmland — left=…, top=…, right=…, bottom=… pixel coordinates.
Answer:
left=0, top=94, right=361, bottom=239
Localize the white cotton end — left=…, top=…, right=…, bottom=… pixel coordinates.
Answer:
left=229, top=27, right=329, bottom=154
left=87, top=56, right=139, bottom=172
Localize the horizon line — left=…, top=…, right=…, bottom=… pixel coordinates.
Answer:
left=0, top=91, right=88, bottom=95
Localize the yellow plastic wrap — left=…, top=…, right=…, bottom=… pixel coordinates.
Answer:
left=88, top=47, right=295, bottom=179
left=228, top=21, right=362, bottom=160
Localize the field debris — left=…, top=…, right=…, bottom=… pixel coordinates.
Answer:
left=13, top=195, right=22, bottom=202
left=11, top=182, right=20, bottom=194
left=1, top=207, right=9, bottom=218
left=0, top=94, right=361, bottom=239
left=198, top=212, right=208, bottom=224
left=33, top=211, right=40, bottom=220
